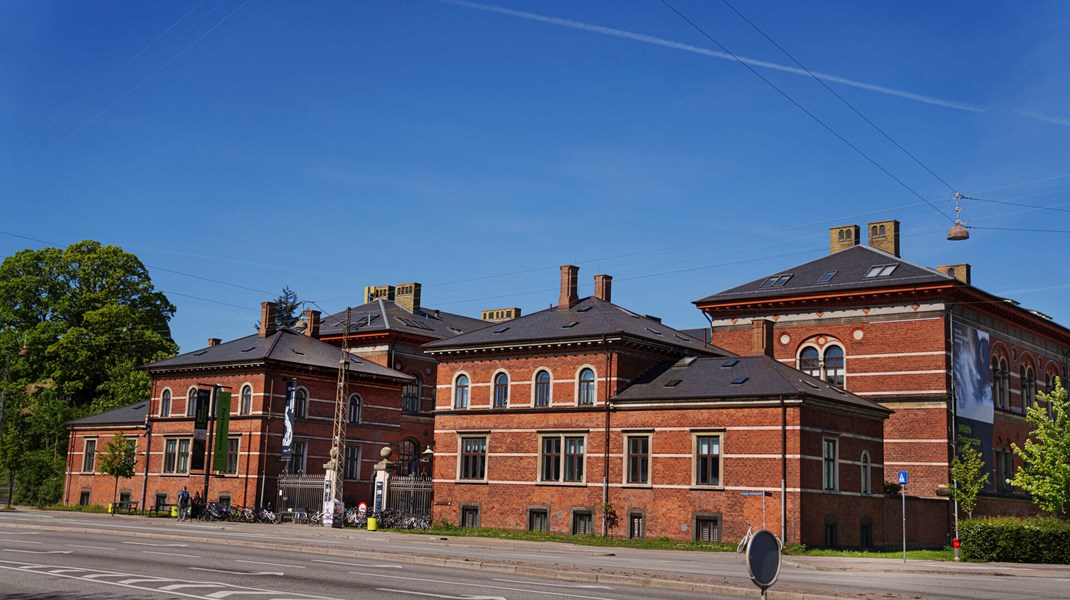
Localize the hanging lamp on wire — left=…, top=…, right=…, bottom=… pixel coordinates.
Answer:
left=947, top=193, right=970, bottom=241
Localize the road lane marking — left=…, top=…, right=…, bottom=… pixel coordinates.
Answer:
left=190, top=566, right=283, bottom=576
left=118, top=577, right=171, bottom=584
left=492, top=579, right=613, bottom=590
left=350, top=570, right=620, bottom=600
left=311, top=559, right=403, bottom=568
left=66, top=544, right=115, bottom=550
left=206, top=591, right=282, bottom=598
left=145, top=550, right=199, bottom=558
left=159, top=583, right=230, bottom=591
left=122, top=541, right=188, bottom=547
left=377, top=590, right=506, bottom=600
left=1, top=549, right=72, bottom=554
left=0, top=538, right=42, bottom=544
left=236, top=559, right=306, bottom=569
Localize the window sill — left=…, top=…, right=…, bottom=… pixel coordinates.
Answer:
left=160, top=473, right=191, bottom=477
left=689, top=485, right=725, bottom=491
left=454, top=480, right=488, bottom=485
left=536, top=482, right=587, bottom=487
left=621, top=484, right=653, bottom=490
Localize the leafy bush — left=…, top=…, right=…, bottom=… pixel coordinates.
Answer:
left=14, top=449, right=64, bottom=506
left=960, top=517, right=1070, bottom=563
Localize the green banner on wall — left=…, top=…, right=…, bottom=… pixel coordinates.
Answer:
left=212, top=391, right=231, bottom=472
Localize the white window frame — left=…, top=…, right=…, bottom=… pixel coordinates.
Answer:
left=453, top=372, right=471, bottom=409
left=576, top=366, right=597, bottom=406
left=186, top=386, right=199, bottom=417
left=624, top=433, right=651, bottom=486
left=160, top=388, right=172, bottom=418
left=224, top=437, right=240, bottom=475
left=532, top=368, right=553, bottom=407
left=163, top=438, right=191, bottom=474
left=82, top=438, right=97, bottom=473
left=692, top=432, right=723, bottom=488
left=492, top=369, right=510, bottom=409
left=239, top=384, right=253, bottom=415
left=538, top=433, right=587, bottom=483
left=457, top=436, right=488, bottom=481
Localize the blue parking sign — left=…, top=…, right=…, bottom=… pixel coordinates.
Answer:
left=898, top=471, right=908, bottom=485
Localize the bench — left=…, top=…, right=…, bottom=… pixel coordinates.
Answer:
left=149, top=503, right=176, bottom=517
left=111, top=500, right=139, bottom=515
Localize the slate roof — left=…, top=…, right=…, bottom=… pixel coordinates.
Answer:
left=317, top=299, right=489, bottom=341
left=694, top=245, right=953, bottom=305
left=424, top=297, right=729, bottom=356
left=143, top=328, right=411, bottom=382
left=612, top=355, right=890, bottom=413
left=67, top=401, right=149, bottom=427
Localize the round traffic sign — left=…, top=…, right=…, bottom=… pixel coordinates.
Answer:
left=745, top=529, right=782, bottom=592
left=358, top=502, right=367, bottom=516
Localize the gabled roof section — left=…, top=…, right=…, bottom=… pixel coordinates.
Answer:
left=424, top=297, right=730, bottom=356
left=67, top=401, right=149, bottom=427
left=143, top=328, right=411, bottom=382
left=612, top=355, right=890, bottom=414
left=694, top=245, right=952, bottom=305
left=317, top=299, right=489, bottom=341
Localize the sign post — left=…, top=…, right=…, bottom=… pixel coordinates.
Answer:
left=898, top=471, right=908, bottom=563
left=740, top=491, right=768, bottom=530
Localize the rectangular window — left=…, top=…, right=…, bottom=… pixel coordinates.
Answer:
left=572, top=511, right=593, bottom=535
left=694, top=435, right=721, bottom=486
left=461, top=506, right=480, bottom=528
left=695, top=515, right=721, bottom=543
left=528, top=509, right=549, bottom=532
left=82, top=439, right=97, bottom=473
left=628, top=512, right=645, bottom=540
left=224, top=438, right=239, bottom=475
left=860, top=520, right=873, bottom=547
left=822, top=438, right=838, bottom=491
left=218, top=495, right=231, bottom=508
left=564, top=437, right=584, bottom=482
left=626, top=435, right=650, bottom=485
left=79, top=491, right=91, bottom=506
left=541, top=437, right=561, bottom=481
left=460, top=437, right=487, bottom=480
left=163, top=438, right=191, bottom=474
left=154, top=493, right=168, bottom=511
left=286, top=441, right=307, bottom=475
left=119, top=491, right=131, bottom=504
left=540, top=435, right=585, bottom=483
left=345, top=445, right=361, bottom=480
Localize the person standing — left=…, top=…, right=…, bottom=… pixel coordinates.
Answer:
left=177, top=486, right=191, bottom=522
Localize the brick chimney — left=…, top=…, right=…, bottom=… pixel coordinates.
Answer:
left=304, top=309, right=321, bottom=338
left=751, top=319, right=775, bottom=357
left=594, top=274, right=612, bottom=303
left=936, top=264, right=971, bottom=285
left=207, top=338, right=221, bottom=347
left=829, top=224, right=860, bottom=254
left=259, top=302, right=277, bottom=338
left=363, top=285, right=395, bottom=304
left=558, top=265, right=579, bottom=310
left=395, top=282, right=421, bottom=313
left=867, top=220, right=901, bottom=257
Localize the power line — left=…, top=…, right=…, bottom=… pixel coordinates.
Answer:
left=716, top=0, right=959, bottom=196
left=656, top=0, right=953, bottom=223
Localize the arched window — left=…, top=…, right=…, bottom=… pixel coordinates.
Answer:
left=240, top=384, right=253, bottom=415
left=397, top=438, right=418, bottom=476
left=187, top=388, right=198, bottom=417
left=294, top=388, right=308, bottom=419
left=534, top=370, right=551, bottom=407
left=348, top=394, right=362, bottom=424
left=824, top=346, right=845, bottom=387
left=160, top=389, right=172, bottom=417
left=403, top=374, right=421, bottom=414
left=578, top=368, right=596, bottom=405
left=454, top=374, right=469, bottom=409
left=860, top=451, right=871, bottom=495
left=493, top=373, right=509, bottom=408
left=993, top=357, right=1008, bottom=409
left=1022, top=366, right=1035, bottom=409
left=870, top=225, right=878, bottom=239
left=799, top=347, right=821, bottom=378
left=837, top=230, right=845, bottom=242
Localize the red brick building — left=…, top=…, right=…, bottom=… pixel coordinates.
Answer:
left=693, top=220, right=1070, bottom=529
left=426, top=266, right=891, bottom=547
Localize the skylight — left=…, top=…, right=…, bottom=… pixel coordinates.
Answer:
left=864, top=264, right=898, bottom=278
left=674, top=333, right=693, bottom=342
left=760, top=274, right=792, bottom=288
left=562, top=321, right=579, bottom=329
left=493, top=326, right=510, bottom=334
left=645, top=326, right=662, bottom=335
left=731, top=376, right=749, bottom=385
left=193, top=350, right=208, bottom=356
left=577, top=305, right=593, bottom=313
left=664, top=379, right=682, bottom=388
left=817, top=271, right=837, bottom=283
left=721, top=359, right=739, bottom=368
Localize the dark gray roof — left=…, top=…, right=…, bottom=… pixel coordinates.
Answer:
left=144, top=328, right=411, bottom=382
left=67, top=401, right=149, bottom=427
left=613, top=355, right=890, bottom=413
left=318, top=300, right=489, bottom=340
left=425, top=297, right=730, bottom=356
left=694, top=245, right=952, bottom=305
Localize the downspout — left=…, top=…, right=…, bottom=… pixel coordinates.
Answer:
left=702, top=310, right=714, bottom=344
left=948, top=308, right=960, bottom=559
left=140, top=417, right=152, bottom=515
left=63, top=433, right=74, bottom=506
left=259, top=377, right=273, bottom=508
left=780, top=394, right=787, bottom=543
left=602, top=334, right=611, bottom=537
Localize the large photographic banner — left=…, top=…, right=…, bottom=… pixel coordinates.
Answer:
left=952, top=321, right=994, bottom=489
left=281, top=381, right=296, bottom=462
left=191, top=388, right=212, bottom=471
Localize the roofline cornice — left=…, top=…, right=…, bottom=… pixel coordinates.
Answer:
left=424, top=335, right=715, bottom=358
left=694, top=282, right=957, bottom=313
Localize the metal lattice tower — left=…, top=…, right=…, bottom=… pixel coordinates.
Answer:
left=327, top=308, right=351, bottom=504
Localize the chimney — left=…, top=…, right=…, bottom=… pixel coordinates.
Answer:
left=481, top=307, right=521, bottom=323
left=395, top=282, right=422, bottom=313
left=558, top=265, right=579, bottom=310
left=363, top=285, right=395, bottom=304
left=867, top=219, right=901, bottom=257
left=751, top=319, right=775, bottom=357
left=829, top=224, right=860, bottom=254
left=259, top=302, right=277, bottom=338
left=936, top=264, right=971, bottom=285
left=304, top=309, right=321, bottom=338
left=207, top=338, right=221, bottom=347
left=594, top=274, right=613, bottom=303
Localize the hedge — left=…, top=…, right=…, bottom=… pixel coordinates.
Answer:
left=960, top=517, right=1070, bottom=563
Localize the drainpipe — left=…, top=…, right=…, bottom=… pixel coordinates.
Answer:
left=259, top=377, right=273, bottom=508
left=140, top=417, right=152, bottom=515
left=602, top=334, right=611, bottom=537
left=780, top=395, right=787, bottom=543
left=948, top=308, right=960, bottom=560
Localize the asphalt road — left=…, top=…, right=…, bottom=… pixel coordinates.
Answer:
left=3, top=510, right=1070, bottom=600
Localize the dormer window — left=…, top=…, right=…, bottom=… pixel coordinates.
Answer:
left=864, top=264, right=898, bottom=278
left=760, top=274, right=793, bottom=288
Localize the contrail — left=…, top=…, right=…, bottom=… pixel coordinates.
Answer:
left=440, top=0, right=1070, bottom=126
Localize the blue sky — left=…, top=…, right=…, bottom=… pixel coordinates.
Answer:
left=3, top=1, right=1070, bottom=352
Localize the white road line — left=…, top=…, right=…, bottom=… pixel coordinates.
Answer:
left=0, top=562, right=209, bottom=600
left=311, top=559, right=403, bottom=568
left=159, top=583, right=228, bottom=591
left=122, top=541, right=188, bottom=547
left=206, top=592, right=280, bottom=598
left=0, top=538, right=42, bottom=544
left=492, top=579, right=613, bottom=590
left=236, top=559, right=306, bottom=569
left=66, top=544, right=115, bottom=550
left=145, top=550, right=199, bottom=558
left=351, top=570, right=621, bottom=600
left=190, top=567, right=283, bottom=576
left=118, top=577, right=170, bottom=584
left=377, top=590, right=506, bottom=600
left=1, top=549, right=72, bottom=554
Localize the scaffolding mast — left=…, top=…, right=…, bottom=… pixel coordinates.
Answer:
left=326, top=308, right=350, bottom=508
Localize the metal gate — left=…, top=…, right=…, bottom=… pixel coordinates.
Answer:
left=277, top=474, right=322, bottom=513
left=387, top=473, right=432, bottom=517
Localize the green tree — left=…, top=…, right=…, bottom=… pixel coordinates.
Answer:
left=1010, top=378, right=1070, bottom=518
left=949, top=436, right=989, bottom=518
left=255, top=286, right=302, bottom=330
left=97, top=432, right=136, bottom=508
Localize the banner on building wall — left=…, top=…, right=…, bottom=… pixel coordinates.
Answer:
left=281, top=381, right=296, bottom=461
left=952, top=321, right=994, bottom=488
left=212, top=391, right=232, bottom=472
left=191, top=388, right=212, bottom=471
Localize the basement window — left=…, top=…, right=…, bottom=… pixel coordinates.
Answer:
left=864, top=264, right=898, bottom=278
left=760, top=274, right=792, bottom=288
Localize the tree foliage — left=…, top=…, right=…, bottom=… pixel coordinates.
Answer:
left=950, top=435, right=989, bottom=518
left=1010, top=378, right=1070, bottom=518
left=255, top=286, right=302, bottom=331
left=97, top=432, right=136, bottom=505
